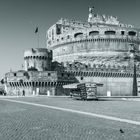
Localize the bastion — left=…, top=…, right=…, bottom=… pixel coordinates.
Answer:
left=46, top=7, right=140, bottom=96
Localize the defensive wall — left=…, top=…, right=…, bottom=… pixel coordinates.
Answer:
left=44, top=9, right=140, bottom=96
left=5, top=70, right=76, bottom=96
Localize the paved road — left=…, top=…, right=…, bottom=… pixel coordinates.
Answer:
left=0, top=97, right=140, bottom=140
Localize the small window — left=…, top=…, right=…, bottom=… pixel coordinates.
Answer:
left=105, top=31, right=116, bottom=35
left=121, top=31, right=125, bottom=35
left=14, top=73, right=17, bottom=76
left=61, top=73, right=64, bottom=77
left=56, top=24, right=61, bottom=35
left=89, top=31, right=99, bottom=36
left=128, top=31, right=136, bottom=36
left=74, top=33, right=83, bottom=38
left=81, top=77, right=83, bottom=80
left=48, top=73, right=51, bottom=76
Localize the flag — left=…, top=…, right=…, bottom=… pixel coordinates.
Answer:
left=35, top=27, right=38, bottom=33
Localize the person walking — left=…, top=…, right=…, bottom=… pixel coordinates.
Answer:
left=22, top=90, right=25, bottom=96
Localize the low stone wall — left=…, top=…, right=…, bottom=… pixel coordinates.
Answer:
left=75, top=76, right=136, bottom=96
left=5, top=86, right=56, bottom=96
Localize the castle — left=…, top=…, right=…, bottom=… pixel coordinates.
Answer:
left=3, top=7, right=140, bottom=96
left=46, top=7, right=140, bottom=96
left=4, top=48, right=75, bottom=96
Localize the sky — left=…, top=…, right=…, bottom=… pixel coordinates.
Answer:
left=0, top=0, right=140, bottom=78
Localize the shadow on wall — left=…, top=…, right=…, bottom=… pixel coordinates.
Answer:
left=51, top=61, right=65, bottom=71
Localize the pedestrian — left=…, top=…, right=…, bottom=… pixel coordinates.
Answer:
left=22, top=90, right=25, bottom=96
left=4, top=91, right=6, bottom=96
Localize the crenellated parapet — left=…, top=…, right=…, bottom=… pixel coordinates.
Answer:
left=24, top=48, right=52, bottom=71
left=64, top=61, right=140, bottom=73
left=66, top=70, right=140, bottom=78
left=5, top=70, right=76, bottom=88
left=47, top=26, right=140, bottom=48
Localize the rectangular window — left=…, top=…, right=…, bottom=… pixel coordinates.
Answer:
left=121, top=31, right=125, bottom=35
left=56, top=24, right=61, bottom=35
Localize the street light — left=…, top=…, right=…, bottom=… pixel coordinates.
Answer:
left=129, top=43, right=140, bottom=96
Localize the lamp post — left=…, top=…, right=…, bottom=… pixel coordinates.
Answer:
left=129, top=43, right=139, bottom=96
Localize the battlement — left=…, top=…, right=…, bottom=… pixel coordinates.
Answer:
left=24, top=48, right=52, bottom=71
left=64, top=62, right=140, bottom=74
left=24, top=48, right=52, bottom=58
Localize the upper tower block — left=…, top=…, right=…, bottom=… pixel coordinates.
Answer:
left=24, top=48, right=52, bottom=71
left=88, top=6, right=94, bottom=22
left=88, top=6, right=120, bottom=25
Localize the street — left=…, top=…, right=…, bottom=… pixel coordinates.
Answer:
left=0, top=97, right=140, bottom=140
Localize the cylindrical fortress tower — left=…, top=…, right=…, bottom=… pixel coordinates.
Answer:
left=46, top=11, right=140, bottom=67
left=24, top=48, right=52, bottom=71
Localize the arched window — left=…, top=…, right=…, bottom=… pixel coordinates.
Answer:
left=105, top=31, right=116, bottom=35
left=121, top=31, right=125, bottom=35
left=89, top=31, right=99, bottom=36
left=128, top=31, right=136, bottom=36
left=74, top=32, right=83, bottom=38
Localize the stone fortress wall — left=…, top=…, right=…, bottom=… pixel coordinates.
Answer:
left=45, top=8, right=140, bottom=96
left=5, top=70, right=75, bottom=96
left=64, top=68, right=140, bottom=96
left=47, top=19, right=140, bottom=66
left=46, top=6, right=140, bottom=68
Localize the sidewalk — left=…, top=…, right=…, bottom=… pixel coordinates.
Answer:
left=0, top=95, right=70, bottom=98
left=1, top=95, right=140, bottom=100
left=122, top=98, right=140, bottom=101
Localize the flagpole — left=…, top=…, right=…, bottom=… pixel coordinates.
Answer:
left=37, top=28, right=39, bottom=48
